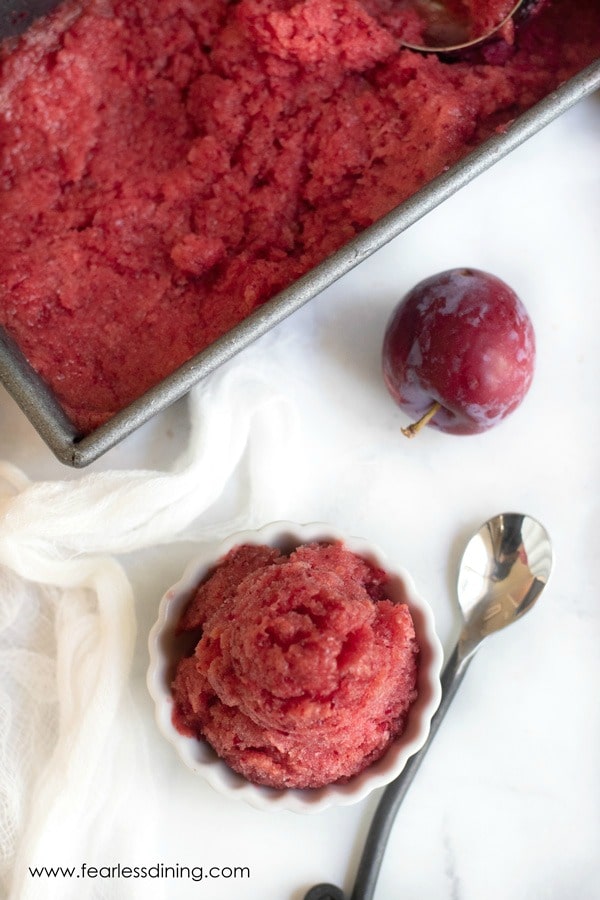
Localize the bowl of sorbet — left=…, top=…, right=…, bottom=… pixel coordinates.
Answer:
left=147, top=521, right=443, bottom=813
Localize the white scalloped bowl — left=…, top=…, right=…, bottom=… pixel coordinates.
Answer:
left=147, top=521, right=443, bottom=814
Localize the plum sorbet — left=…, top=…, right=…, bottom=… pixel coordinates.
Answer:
left=0, top=0, right=599, bottom=432
left=171, top=541, right=420, bottom=789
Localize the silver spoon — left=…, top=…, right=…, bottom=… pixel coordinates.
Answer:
left=304, top=512, right=553, bottom=900
left=400, top=0, right=545, bottom=55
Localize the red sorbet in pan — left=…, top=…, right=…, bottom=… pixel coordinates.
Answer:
left=172, top=541, right=419, bottom=789
left=0, top=0, right=599, bottom=432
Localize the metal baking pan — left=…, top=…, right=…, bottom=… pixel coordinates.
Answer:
left=1, top=3, right=599, bottom=466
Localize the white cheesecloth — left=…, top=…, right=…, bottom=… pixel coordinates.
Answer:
left=0, top=354, right=297, bottom=900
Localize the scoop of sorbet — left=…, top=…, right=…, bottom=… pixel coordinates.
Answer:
left=172, top=541, right=420, bottom=790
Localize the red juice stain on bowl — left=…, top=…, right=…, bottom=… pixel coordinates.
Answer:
left=0, top=0, right=599, bottom=431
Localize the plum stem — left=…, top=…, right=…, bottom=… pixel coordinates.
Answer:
left=402, top=401, right=442, bottom=438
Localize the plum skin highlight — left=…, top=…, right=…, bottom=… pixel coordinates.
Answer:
left=382, top=268, right=536, bottom=436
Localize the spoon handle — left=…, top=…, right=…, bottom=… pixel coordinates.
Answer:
left=303, top=643, right=471, bottom=900
left=350, top=644, right=470, bottom=900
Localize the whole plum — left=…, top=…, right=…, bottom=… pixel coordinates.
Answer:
left=382, top=268, right=535, bottom=436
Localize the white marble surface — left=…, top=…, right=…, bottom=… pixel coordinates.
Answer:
left=2, top=91, right=600, bottom=900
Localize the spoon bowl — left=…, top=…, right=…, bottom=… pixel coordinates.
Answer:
left=457, top=512, right=553, bottom=660
left=401, top=0, right=547, bottom=54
